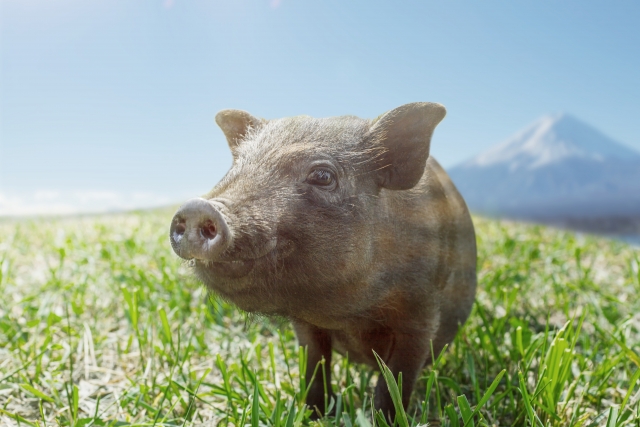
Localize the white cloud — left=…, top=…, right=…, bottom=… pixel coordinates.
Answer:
left=0, top=190, right=179, bottom=217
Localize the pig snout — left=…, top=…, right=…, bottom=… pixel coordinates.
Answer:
left=169, top=198, right=231, bottom=260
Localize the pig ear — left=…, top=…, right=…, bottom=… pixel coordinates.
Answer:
left=368, top=102, right=446, bottom=190
left=215, top=109, right=264, bottom=150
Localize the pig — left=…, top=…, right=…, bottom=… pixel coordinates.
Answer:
left=169, top=102, right=477, bottom=420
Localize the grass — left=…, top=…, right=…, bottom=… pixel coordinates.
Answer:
left=0, top=209, right=639, bottom=426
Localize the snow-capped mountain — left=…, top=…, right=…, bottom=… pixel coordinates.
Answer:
left=448, top=114, right=640, bottom=229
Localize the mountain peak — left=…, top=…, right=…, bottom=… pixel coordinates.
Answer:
left=464, top=114, right=639, bottom=170
left=448, top=114, right=640, bottom=224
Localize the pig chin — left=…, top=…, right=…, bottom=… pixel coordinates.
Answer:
left=193, top=238, right=291, bottom=295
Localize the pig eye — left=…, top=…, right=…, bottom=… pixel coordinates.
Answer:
left=306, top=168, right=335, bottom=188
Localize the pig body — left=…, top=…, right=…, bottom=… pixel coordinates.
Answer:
left=170, top=103, right=477, bottom=419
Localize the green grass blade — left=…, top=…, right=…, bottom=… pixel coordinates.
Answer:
left=457, top=394, right=474, bottom=427
left=252, top=375, right=260, bottom=427
left=373, top=351, right=409, bottom=427
left=0, top=408, right=38, bottom=427
left=284, top=400, right=296, bottom=427
left=518, top=370, right=544, bottom=427
left=158, top=306, right=173, bottom=346
left=445, top=403, right=460, bottom=427
left=20, top=383, right=55, bottom=403
left=462, top=369, right=505, bottom=427
left=606, top=406, right=619, bottom=427
left=619, top=368, right=640, bottom=424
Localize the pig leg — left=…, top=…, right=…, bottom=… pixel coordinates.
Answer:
left=373, top=332, right=431, bottom=422
left=292, top=321, right=336, bottom=418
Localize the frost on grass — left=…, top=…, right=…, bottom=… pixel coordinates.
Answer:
left=0, top=211, right=639, bottom=426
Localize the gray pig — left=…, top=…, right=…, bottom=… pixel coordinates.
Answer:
left=169, top=102, right=477, bottom=420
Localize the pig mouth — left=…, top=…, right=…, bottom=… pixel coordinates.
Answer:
left=196, top=258, right=256, bottom=279
left=194, top=238, right=293, bottom=281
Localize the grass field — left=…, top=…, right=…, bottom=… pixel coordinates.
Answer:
left=0, top=209, right=639, bottom=426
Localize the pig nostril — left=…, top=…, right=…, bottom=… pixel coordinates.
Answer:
left=174, top=222, right=186, bottom=236
left=200, top=221, right=217, bottom=240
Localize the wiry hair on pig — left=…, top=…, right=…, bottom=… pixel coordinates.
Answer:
left=170, top=102, right=477, bottom=420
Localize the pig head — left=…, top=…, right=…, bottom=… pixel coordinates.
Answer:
left=170, top=103, right=477, bottom=420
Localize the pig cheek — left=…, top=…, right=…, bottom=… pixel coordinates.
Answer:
left=303, top=205, right=374, bottom=278
left=308, top=232, right=374, bottom=286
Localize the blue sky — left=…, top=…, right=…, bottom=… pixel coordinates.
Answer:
left=1, top=0, right=639, bottom=215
